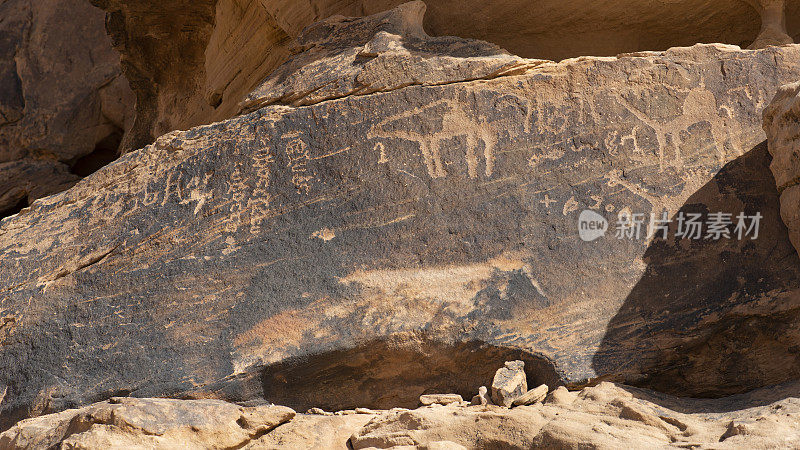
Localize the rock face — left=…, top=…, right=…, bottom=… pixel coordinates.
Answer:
left=5, top=381, right=800, bottom=449
left=764, top=81, right=800, bottom=257
left=0, top=0, right=134, bottom=219
left=3, top=3, right=800, bottom=429
left=89, top=0, right=797, bottom=152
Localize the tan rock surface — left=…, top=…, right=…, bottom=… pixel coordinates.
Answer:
left=764, top=80, right=800, bottom=255
left=90, top=0, right=799, bottom=152
left=8, top=382, right=800, bottom=448
left=0, top=398, right=294, bottom=449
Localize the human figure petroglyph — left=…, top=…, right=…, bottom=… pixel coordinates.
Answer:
left=367, top=93, right=533, bottom=180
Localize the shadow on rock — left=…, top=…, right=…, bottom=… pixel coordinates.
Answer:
left=593, top=142, right=800, bottom=400
left=261, top=337, right=562, bottom=412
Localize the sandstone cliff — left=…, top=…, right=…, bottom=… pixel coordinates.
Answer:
left=89, top=0, right=799, bottom=153
left=0, top=0, right=134, bottom=219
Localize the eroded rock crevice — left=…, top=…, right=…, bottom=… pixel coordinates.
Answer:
left=260, top=339, right=562, bottom=412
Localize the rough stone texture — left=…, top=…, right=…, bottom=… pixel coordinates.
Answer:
left=5, top=382, right=800, bottom=448
left=0, top=397, right=294, bottom=449
left=512, top=384, right=549, bottom=406
left=764, top=80, right=800, bottom=256
left=89, top=0, right=798, bottom=152
left=419, top=394, right=463, bottom=406
left=241, top=2, right=540, bottom=113
left=0, top=0, right=134, bottom=218
left=491, top=361, right=527, bottom=407
left=2, top=2, right=800, bottom=427
left=470, top=386, right=490, bottom=406
left=350, top=381, right=800, bottom=448
left=747, top=0, right=796, bottom=48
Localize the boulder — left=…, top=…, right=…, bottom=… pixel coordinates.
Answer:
left=470, top=386, right=490, bottom=406
left=3, top=3, right=800, bottom=428
left=763, top=80, right=800, bottom=256
left=0, top=0, right=134, bottom=219
left=491, top=361, right=528, bottom=407
left=5, top=382, right=800, bottom=449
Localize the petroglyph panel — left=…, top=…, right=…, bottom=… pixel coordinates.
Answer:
left=2, top=43, right=800, bottom=426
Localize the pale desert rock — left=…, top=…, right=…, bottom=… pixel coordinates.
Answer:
left=350, top=404, right=549, bottom=449
left=241, top=2, right=541, bottom=112
left=6, top=382, right=800, bottom=449
left=419, top=394, right=463, bottom=406
left=512, top=384, right=549, bottom=406
left=3, top=4, right=800, bottom=425
left=470, top=386, right=490, bottom=406
left=246, top=413, right=373, bottom=449
left=491, top=361, right=527, bottom=407
left=0, top=397, right=294, bottom=450
left=764, top=80, right=800, bottom=256
left=545, top=386, right=578, bottom=406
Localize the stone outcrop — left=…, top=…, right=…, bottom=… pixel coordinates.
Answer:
left=764, top=81, right=800, bottom=257
left=5, top=381, right=800, bottom=449
left=89, top=0, right=797, bottom=153
left=3, top=2, right=800, bottom=429
left=0, top=397, right=294, bottom=449
left=0, top=0, right=134, bottom=219
left=747, top=0, right=796, bottom=48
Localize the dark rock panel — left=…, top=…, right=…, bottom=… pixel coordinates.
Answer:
left=1, top=10, right=800, bottom=427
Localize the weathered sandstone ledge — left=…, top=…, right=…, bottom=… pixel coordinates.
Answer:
left=4, top=380, right=800, bottom=448
left=89, top=0, right=799, bottom=152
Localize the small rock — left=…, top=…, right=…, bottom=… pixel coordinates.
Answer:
left=334, top=409, right=356, bottom=415
left=471, top=386, right=490, bottom=406
left=720, top=420, right=753, bottom=441
left=545, top=386, right=578, bottom=406
left=491, top=360, right=527, bottom=407
left=420, top=394, right=464, bottom=406
left=355, top=407, right=376, bottom=414
left=512, top=384, right=548, bottom=406
left=307, top=407, right=332, bottom=416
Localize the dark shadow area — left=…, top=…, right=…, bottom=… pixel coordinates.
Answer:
left=0, top=195, right=27, bottom=221
left=621, top=378, right=800, bottom=415
left=71, top=127, right=123, bottom=177
left=593, top=142, right=800, bottom=401
left=261, top=338, right=562, bottom=411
